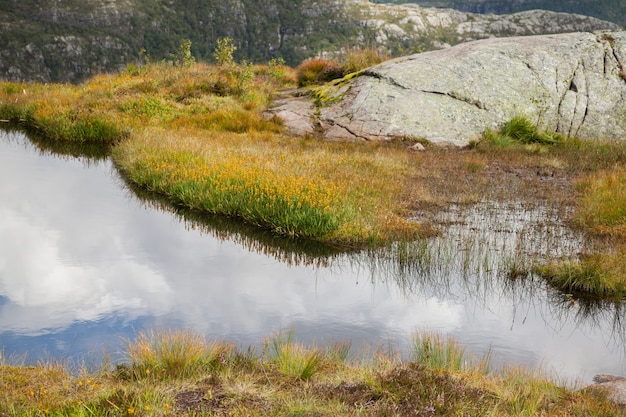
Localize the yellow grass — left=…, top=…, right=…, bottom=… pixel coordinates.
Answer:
left=1, top=61, right=423, bottom=245
left=113, top=127, right=421, bottom=244
left=2, top=330, right=623, bottom=416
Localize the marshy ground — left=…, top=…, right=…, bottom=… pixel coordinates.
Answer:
left=2, top=50, right=626, bottom=415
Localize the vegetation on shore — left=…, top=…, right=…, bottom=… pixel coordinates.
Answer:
left=1, top=329, right=623, bottom=416
left=3, top=42, right=626, bottom=416
left=0, top=47, right=420, bottom=245
left=479, top=117, right=626, bottom=299
left=3, top=44, right=626, bottom=286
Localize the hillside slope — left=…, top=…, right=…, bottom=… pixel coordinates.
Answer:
left=373, top=0, right=626, bottom=27
left=0, top=0, right=620, bottom=83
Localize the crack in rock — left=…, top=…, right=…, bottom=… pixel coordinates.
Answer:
left=323, top=119, right=372, bottom=141
left=599, top=34, right=623, bottom=78
left=575, top=60, right=590, bottom=138
left=419, top=89, right=488, bottom=110
left=361, top=70, right=410, bottom=90
left=556, top=60, right=590, bottom=138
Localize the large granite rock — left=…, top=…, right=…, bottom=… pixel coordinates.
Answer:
left=272, top=31, right=626, bottom=147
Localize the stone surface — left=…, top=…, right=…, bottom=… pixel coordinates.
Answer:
left=351, top=1, right=621, bottom=48
left=272, top=30, right=626, bottom=146
left=267, top=96, right=317, bottom=137
left=592, top=374, right=626, bottom=406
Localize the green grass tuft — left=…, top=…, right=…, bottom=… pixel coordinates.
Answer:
left=122, top=329, right=230, bottom=381
left=535, top=252, right=626, bottom=298
left=1, top=329, right=623, bottom=416
left=484, top=116, right=564, bottom=147
left=264, top=331, right=323, bottom=381
left=411, top=330, right=491, bottom=374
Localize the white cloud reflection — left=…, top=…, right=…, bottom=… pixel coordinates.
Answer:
left=0, top=130, right=625, bottom=382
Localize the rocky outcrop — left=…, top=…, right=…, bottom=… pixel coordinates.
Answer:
left=350, top=1, right=621, bottom=52
left=401, top=0, right=626, bottom=29
left=272, top=30, right=626, bottom=146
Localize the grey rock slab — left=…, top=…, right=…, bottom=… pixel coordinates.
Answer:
left=591, top=374, right=626, bottom=406
left=314, top=31, right=626, bottom=146
left=267, top=96, right=317, bottom=137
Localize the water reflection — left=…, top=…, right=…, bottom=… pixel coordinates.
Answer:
left=10, top=124, right=111, bottom=162
left=120, top=179, right=347, bottom=268
left=0, top=128, right=625, bottom=383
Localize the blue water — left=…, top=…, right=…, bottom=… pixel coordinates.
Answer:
left=0, top=128, right=624, bottom=383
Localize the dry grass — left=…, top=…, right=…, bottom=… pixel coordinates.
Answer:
left=5, top=62, right=626, bottom=288
left=0, top=61, right=286, bottom=143
left=295, top=57, right=343, bottom=87
left=575, top=168, right=626, bottom=237
left=474, top=120, right=626, bottom=299
left=123, top=329, right=230, bottom=381
left=1, top=329, right=623, bottom=416
left=113, top=127, right=422, bottom=244
left=1, top=61, right=425, bottom=246
left=339, top=47, right=388, bottom=74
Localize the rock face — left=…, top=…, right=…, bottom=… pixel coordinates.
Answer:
left=353, top=1, right=621, bottom=50
left=280, top=30, right=626, bottom=146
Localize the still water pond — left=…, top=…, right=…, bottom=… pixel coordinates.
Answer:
left=1, top=129, right=625, bottom=383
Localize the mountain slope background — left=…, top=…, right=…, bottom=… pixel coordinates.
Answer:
left=0, top=0, right=620, bottom=83
left=373, top=0, right=626, bottom=27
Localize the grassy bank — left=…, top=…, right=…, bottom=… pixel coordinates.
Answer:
left=1, top=329, right=623, bottom=416
left=3, top=56, right=626, bottom=285
left=0, top=59, right=420, bottom=245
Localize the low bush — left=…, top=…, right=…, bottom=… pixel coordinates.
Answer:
left=340, top=47, right=387, bottom=74
left=296, top=57, right=344, bottom=87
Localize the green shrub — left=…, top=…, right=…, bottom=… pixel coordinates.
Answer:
left=171, top=39, right=195, bottom=68
left=214, top=37, right=236, bottom=67
left=484, top=116, right=563, bottom=146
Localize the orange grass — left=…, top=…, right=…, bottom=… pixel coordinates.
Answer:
left=1, top=60, right=423, bottom=245
left=532, top=168, right=626, bottom=298
left=113, top=128, right=420, bottom=244
left=0, top=62, right=285, bottom=142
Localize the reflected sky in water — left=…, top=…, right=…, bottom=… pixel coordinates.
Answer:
left=0, top=129, right=624, bottom=383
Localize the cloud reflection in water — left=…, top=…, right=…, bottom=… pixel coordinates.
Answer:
left=0, top=129, right=624, bottom=383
